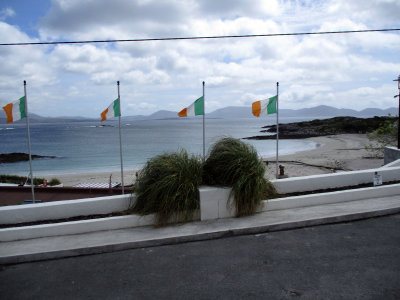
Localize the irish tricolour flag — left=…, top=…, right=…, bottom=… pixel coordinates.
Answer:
left=252, top=95, right=277, bottom=117
left=101, top=98, right=120, bottom=122
left=178, top=96, right=204, bottom=117
left=2, top=96, right=26, bottom=123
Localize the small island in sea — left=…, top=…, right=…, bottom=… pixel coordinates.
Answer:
left=244, top=116, right=395, bottom=140
left=0, top=153, right=56, bottom=164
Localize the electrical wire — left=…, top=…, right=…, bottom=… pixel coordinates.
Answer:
left=1, top=28, right=399, bottom=46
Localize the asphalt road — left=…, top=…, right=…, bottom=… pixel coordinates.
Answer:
left=1, top=214, right=400, bottom=299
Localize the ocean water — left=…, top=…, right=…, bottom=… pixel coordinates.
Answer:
left=0, top=117, right=317, bottom=176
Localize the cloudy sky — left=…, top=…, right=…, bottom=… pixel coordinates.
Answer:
left=0, top=0, right=399, bottom=118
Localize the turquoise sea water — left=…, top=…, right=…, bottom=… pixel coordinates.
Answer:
left=0, top=117, right=317, bottom=176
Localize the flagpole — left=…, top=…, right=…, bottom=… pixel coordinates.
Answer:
left=117, top=81, right=124, bottom=194
left=276, top=82, right=279, bottom=179
left=24, top=80, right=35, bottom=202
left=202, top=81, right=205, bottom=159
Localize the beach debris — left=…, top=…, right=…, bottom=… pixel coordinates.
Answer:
left=278, top=165, right=288, bottom=178
left=279, top=165, right=285, bottom=176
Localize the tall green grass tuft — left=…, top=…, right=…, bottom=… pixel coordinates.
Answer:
left=129, top=150, right=203, bottom=226
left=203, top=137, right=276, bottom=217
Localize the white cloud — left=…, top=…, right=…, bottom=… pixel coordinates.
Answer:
left=328, top=0, right=400, bottom=26
left=0, top=0, right=399, bottom=117
left=129, top=101, right=156, bottom=111
left=0, top=7, right=15, bottom=21
left=0, top=22, right=56, bottom=108
left=39, top=0, right=188, bottom=41
left=194, top=0, right=281, bottom=18
left=328, top=84, right=397, bottom=109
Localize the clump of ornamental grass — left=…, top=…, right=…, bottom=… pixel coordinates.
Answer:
left=203, top=137, right=276, bottom=217
left=129, top=150, right=203, bottom=226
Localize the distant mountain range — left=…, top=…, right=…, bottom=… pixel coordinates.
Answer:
left=0, top=113, right=94, bottom=124
left=0, top=105, right=397, bottom=124
left=206, top=105, right=398, bottom=119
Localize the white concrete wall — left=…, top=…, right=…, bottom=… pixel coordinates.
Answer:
left=271, top=167, right=400, bottom=194
left=380, top=158, right=400, bottom=168
left=1, top=183, right=399, bottom=242
left=199, top=186, right=235, bottom=220
left=0, top=194, right=134, bottom=224
left=384, top=146, right=400, bottom=165
left=0, top=214, right=154, bottom=242
left=3, top=172, right=399, bottom=225
left=263, top=183, right=400, bottom=212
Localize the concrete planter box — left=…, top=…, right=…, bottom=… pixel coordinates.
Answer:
left=199, top=186, right=235, bottom=220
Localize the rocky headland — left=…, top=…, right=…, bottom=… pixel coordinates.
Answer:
left=0, top=153, right=56, bottom=163
left=244, top=116, right=395, bottom=140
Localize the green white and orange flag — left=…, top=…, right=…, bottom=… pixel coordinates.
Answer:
left=252, top=95, right=277, bottom=117
left=101, top=98, right=120, bottom=122
left=2, top=96, right=27, bottom=123
left=178, top=96, right=204, bottom=117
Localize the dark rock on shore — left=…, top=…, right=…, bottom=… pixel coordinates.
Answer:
left=245, top=133, right=320, bottom=140
left=0, top=153, right=56, bottom=163
left=244, top=116, right=396, bottom=140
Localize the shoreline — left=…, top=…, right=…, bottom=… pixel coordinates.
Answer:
left=4, top=134, right=384, bottom=186
left=263, top=134, right=383, bottom=179
left=55, top=170, right=140, bottom=187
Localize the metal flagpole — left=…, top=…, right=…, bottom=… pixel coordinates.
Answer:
left=24, top=80, right=35, bottom=202
left=393, top=75, right=400, bottom=149
left=202, top=81, right=206, bottom=159
left=117, top=81, right=124, bottom=194
left=276, top=82, right=279, bottom=179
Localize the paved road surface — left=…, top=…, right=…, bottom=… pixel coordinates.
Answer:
left=1, top=214, right=400, bottom=299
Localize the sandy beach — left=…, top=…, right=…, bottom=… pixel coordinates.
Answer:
left=263, top=134, right=383, bottom=179
left=56, top=170, right=140, bottom=187
left=54, top=134, right=383, bottom=186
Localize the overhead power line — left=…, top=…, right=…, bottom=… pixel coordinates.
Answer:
left=1, top=28, right=399, bottom=46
